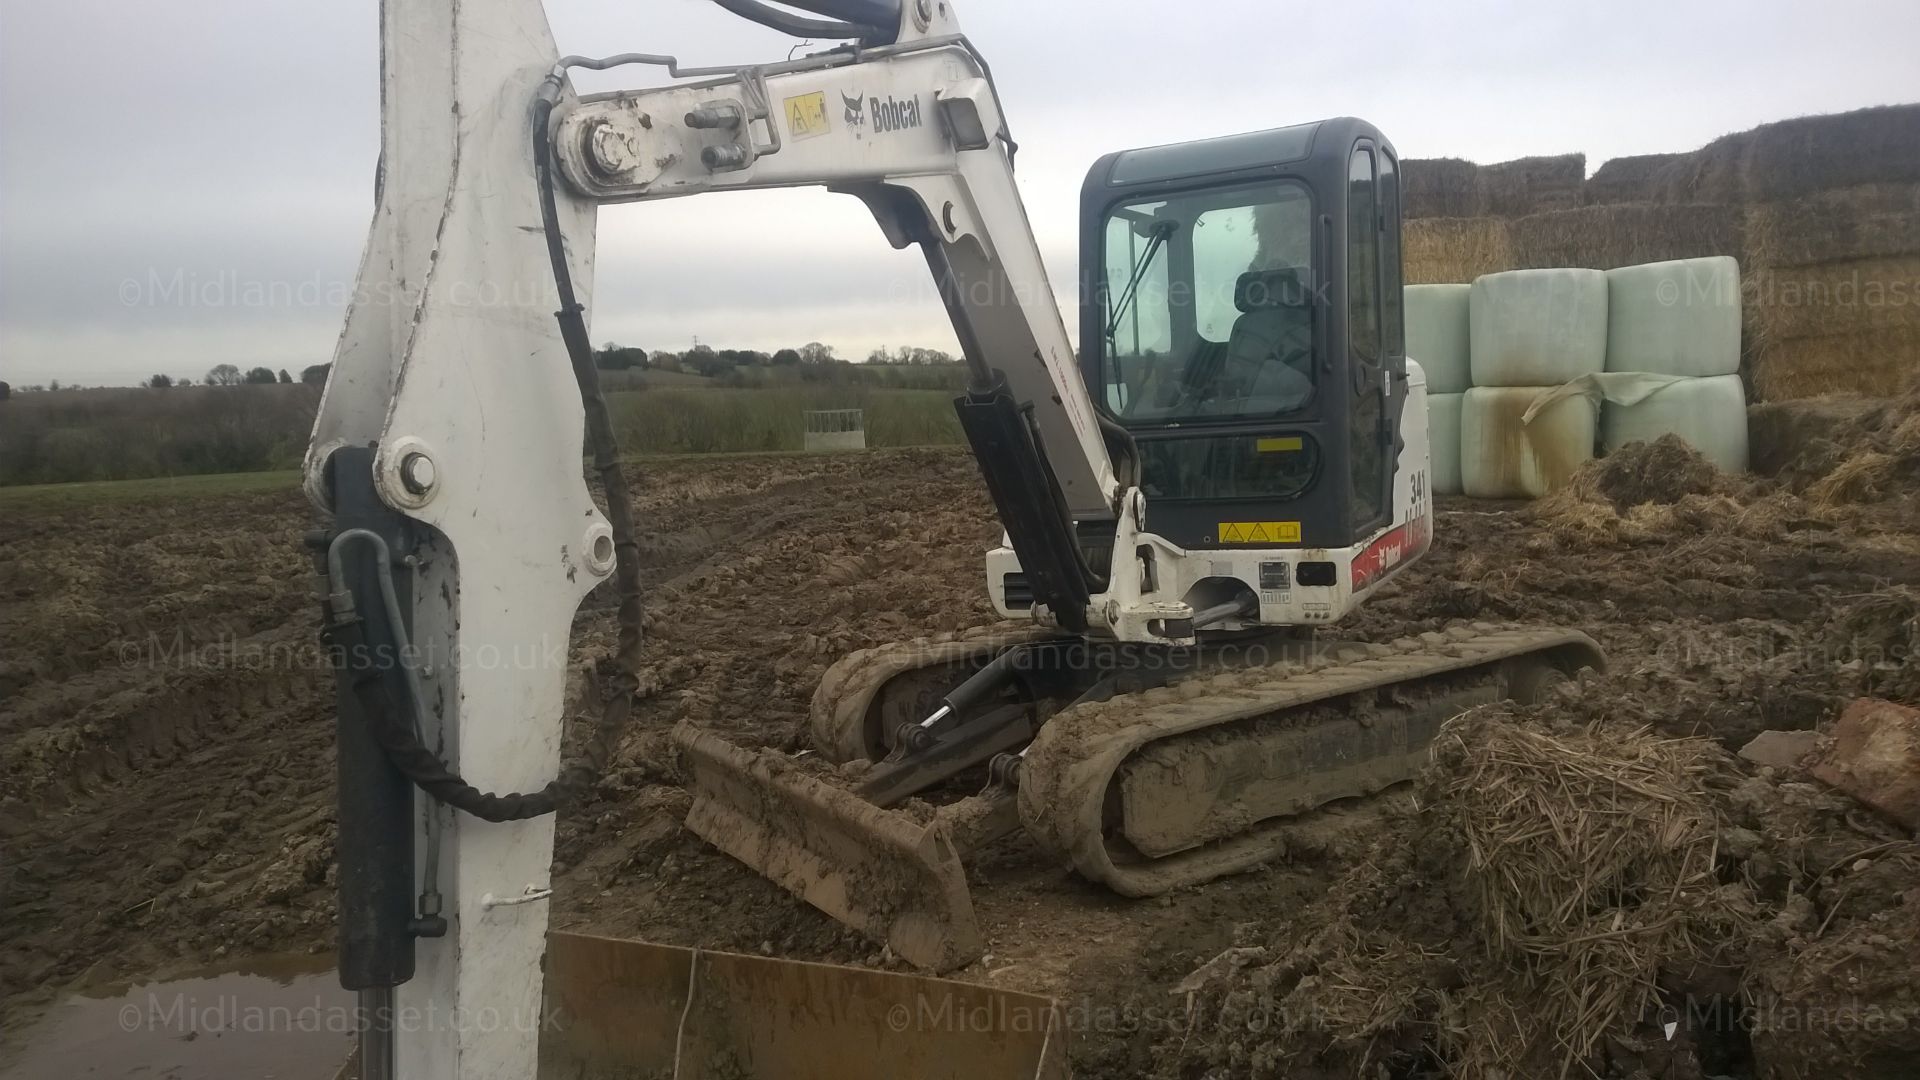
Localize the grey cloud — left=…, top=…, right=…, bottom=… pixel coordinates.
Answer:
left=4, top=0, right=1917, bottom=384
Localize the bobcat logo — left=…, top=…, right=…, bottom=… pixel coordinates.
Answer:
left=841, top=92, right=865, bottom=128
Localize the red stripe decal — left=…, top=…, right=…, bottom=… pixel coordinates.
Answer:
left=1350, top=514, right=1432, bottom=592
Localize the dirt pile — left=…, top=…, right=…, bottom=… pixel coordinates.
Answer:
left=1529, top=435, right=1790, bottom=546
left=1534, top=395, right=1920, bottom=548
left=1822, top=589, right=1920, bottom=706
left=1787, top=390, right=1920, bottom=508
left=1572, top=434, right=1728, bottom=509
left=1741, top=380, right=1920, bottom=526
left=1162, top=696, right=1920, bottom=1080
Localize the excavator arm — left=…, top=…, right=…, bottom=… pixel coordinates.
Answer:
left=546, top=19, right=1158, bottom=636
left=304, top=3, right=1169, bottom=1078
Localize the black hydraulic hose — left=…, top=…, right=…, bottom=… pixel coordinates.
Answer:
left=770, top=0, right=901, bottom=27
left=328, top=613, right=560, bottom=821
left=532, top=89, right=649, bottom=814
left=710, top=0, right=886, bottom=42
left=324, top=90, right=647, bottom=824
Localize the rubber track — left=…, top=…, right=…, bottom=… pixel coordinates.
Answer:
left=809, top=622, right=1062, bottom=763
left=1016, top=622, right=1603, bottom=897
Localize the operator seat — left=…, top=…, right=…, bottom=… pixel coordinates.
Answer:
left=1219, top=266, right=1314, bottom=413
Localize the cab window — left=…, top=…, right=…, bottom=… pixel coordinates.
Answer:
left=1347, top=147, right=1385, bottom=528
left=1099, top=181, right=1316, bottom=426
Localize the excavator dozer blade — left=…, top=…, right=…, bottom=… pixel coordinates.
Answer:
left=540, top=932, right=1069, bottom=1079
left=673, top=725, right=986, bottom=973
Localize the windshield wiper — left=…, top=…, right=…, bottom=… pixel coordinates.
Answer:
left=1104, top=220, right=1176, bottom=342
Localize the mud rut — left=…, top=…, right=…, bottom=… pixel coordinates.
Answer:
left=3, top=444, right=1916, bottom=1076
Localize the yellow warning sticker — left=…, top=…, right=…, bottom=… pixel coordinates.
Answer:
left=784, top=91, right=829, bottom=140
left=1256, top=437, right=1304, bottom=453
left=1217, top=521, right=1303, bottom=544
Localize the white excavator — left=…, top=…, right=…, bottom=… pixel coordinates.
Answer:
left=307, top=0, right=1603, bottom=1076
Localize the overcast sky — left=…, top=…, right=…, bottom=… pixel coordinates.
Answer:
left=2, top=0, right=1916, bottom=387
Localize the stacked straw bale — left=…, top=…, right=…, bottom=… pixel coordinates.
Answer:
left=1402, top=103, right=1920, bottom=399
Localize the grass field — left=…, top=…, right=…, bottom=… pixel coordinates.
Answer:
left=607, top=387, right=962, bottom=454
left=0, top=441, right=975, bottom=508
left=0, top=469, right=306, bottom=508
left=0, top=380, right=967, bottom=487
left=0, top=384, right=317, bottom=486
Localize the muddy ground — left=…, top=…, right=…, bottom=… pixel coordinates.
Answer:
left=3, top=403, right=1918, bottom=1077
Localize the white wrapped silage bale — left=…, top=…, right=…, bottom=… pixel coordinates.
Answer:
left=1600, top=372, right=1750, bottom=473
left=1461, top=386, right=1597, bottom=499
left=1469, top=268, right=1608, bottom=387
left=1604, top=257, right=1742, bottom=377
left=1428, top=392, right=1464, bottom=495
left=1405, top=284, right=1472, bottom=395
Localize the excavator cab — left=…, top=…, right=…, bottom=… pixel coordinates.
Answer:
left=1078, top=117, right=1411, bottom=554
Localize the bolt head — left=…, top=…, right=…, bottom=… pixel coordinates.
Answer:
left=401, top=453, right=437, bottom=494
left=586, top=117, right=639, bottom=177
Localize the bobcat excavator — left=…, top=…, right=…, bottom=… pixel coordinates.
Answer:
left=309, top=0, right=1602, bottom=1076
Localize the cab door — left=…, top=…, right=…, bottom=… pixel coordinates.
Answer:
left=1344, top=142, right=1406, bottom=537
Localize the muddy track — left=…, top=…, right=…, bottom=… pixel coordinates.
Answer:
left=0, top=449, right=995, bottom=1026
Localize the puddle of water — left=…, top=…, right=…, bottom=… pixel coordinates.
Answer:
left=2, top=953, right=354, bottom=1080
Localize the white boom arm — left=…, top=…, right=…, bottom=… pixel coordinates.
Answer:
left=307, top=1, right=605, bottom=1078
left=548, top=24, right=1120, bottom=514
left=304, top=2, right=1201, bottom=1077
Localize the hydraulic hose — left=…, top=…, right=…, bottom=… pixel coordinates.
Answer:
left=710, top=0, right=890, bottom=42
left=323, top=85, right=647, bottom=824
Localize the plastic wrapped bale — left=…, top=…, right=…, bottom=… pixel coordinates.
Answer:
left=1601, top=373, right=1750, bottom=473
left=1406, top=285, right=1472, bottom=395
left=1604, top=257, right=1742, bottom=377
left=1469, top=268, right=1608, bottom=387
left=1429, top=392, right=1464, bottom=495
left=1462, top=386, right=1597, bottom=498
